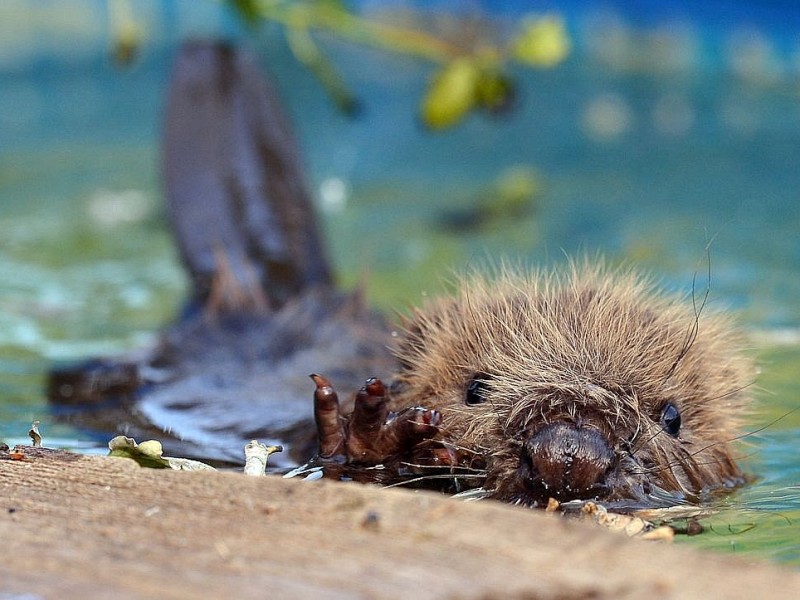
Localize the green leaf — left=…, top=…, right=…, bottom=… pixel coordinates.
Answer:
left=108, top=436, right=216, bottom=471
left=227, top=0, right=262, bottom=25
left=421, top=58, right=480, bottom=130
left=476, top=70, right=516, bottom=115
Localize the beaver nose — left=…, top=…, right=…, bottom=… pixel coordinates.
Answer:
left=523, top=422, right=614, bottom=501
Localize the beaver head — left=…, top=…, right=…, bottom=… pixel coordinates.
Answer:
left=388, top=262, right=752, bottom=508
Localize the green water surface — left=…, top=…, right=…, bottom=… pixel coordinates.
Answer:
left=1, top=4, right=798, bottom=567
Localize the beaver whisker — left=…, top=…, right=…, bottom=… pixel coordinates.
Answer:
left=382, top=472, right=487, bottom=490
left=731, top=406, right=800, bottom=442
left=677, top=406, right=800, bottom=467
left=397, top=461, right=487, bottom=473
left=649, top=407, right=773, bottom=469
left=662, top=250, right=713, bottom=385
left=705, top=380, right=759, bottom=404
left=628, top=424, right=669, bottom=457
left=451, top=487, right=493, bottom=501
left=629, top=444, right=743, bottom=495
left=444, top=441, right=491, bottom=457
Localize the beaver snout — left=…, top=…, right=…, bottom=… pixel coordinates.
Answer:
left=521, top=422, right=615, bottom=502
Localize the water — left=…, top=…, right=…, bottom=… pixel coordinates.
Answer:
left=1, top=1, right=798, bottom=565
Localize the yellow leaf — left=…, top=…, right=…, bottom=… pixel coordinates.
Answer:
left=512, top=15, right=571, bottom=68
left=421, top=58, right=480, bottom=130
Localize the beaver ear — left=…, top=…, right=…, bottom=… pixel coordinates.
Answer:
left=659, top=403, right=682, bottom=437
left=465, top=373, right=491, bottom=405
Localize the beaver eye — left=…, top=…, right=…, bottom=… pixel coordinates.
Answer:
left=660, top=403, right=681, bottom=437
left=465, top=375, right=490, bottom=406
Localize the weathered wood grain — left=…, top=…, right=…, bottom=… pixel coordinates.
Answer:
left=1, top=447, right=796, bottom=599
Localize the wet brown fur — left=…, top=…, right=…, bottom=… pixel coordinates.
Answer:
left=387, top=260, right=753, bottom=506
left=48, top=44, right=754, bottom=506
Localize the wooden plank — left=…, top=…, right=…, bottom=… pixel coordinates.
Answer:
left=1, top=448, right=796, bottom=599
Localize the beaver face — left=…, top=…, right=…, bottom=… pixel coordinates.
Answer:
left=389, top=263, right=752, bottom=508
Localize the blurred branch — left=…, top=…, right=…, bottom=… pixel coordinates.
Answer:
left=107, top=0, right=572, bottom=130
left=226, top=1, right=571, bottom=129
left=284, top=22, right=361, bottom=115
left=233, top=1, right=463, bottom=63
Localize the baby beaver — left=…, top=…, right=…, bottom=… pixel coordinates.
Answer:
left=48, top=42, right=752, bottom=511
left=308, top=262, right=752, bottom=509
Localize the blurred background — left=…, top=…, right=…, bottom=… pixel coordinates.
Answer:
left=0, top=0, right=798, bottom=563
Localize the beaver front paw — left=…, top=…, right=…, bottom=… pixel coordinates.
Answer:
left=310, top=374, right=442, bottom=466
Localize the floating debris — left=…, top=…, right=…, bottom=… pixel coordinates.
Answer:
left=437, top=166, right=542, bottom=233
left=28, top=420, right=42, bottom=447
left=243, top=440, right=283, bottom=477
left=579, top=501, right=674, bottom=541
left=108, top=435, right=215, bottom=471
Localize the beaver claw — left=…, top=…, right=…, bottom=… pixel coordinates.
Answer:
left=310, top=374, right=441, bottom=465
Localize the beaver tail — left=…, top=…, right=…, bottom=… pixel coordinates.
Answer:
left=163, top=40, right=332, bottom=315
